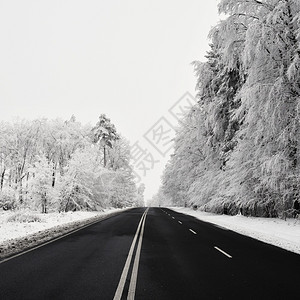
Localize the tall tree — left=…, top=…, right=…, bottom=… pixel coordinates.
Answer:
left=92, top=114, right=119, bottom=167
left=162, top=0, right=300, bottom=216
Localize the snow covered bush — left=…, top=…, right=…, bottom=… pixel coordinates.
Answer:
left=7, top=212, right=42, bottom=223
left=0, top=187, right=17, bottom=210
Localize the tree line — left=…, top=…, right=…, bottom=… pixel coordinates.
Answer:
left=0, top=114, right=144, bottom=212
left=160, top=0, right=300, bottom=217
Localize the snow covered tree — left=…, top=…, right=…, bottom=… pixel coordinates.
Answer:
left=106, top=137, right=131, bottom=171
left=92, top=114, right=119, bottom=167
left=44, top=117, right=90, bottom=180
left=162, top=106, right=206, bottom=207
left=0, top=116, right=139, bottom=211
left=216, top=0, right=300, bottom=214
left=148, top=186, right=172, bottom=207
left=135, top=183, right=145, bottom=207
left=27, top=154, right=58, bottom=213
left=102, top=168, right=137, bottom=208
left=162, top=0, right=300, bottom=216
left=58, top=146, right=103, bottom=212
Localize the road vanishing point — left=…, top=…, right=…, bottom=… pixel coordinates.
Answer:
left=1, top=207, right=300, bottom=299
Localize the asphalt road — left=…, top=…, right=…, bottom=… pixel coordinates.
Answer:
left=1, top=207, right=300, bottom=299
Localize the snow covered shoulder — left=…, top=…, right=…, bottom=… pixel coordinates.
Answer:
left=170, top=207, right=300, bottom=255
left=0, top=208, right=126, bottom=260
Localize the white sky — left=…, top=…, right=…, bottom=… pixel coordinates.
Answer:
left=0, top=0, right=221, bottom=201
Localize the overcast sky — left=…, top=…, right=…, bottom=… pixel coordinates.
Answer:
left=0, top=0, right=221, bottom=200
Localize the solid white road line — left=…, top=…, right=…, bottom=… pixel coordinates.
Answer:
left=113, top=209, right=148, bottom=300
left=127, top=210, right=147, bottom=300
left=189, top=229, right=197, bottom=234
left=178, top=221, right=182, bottom=224
left=214, top=246, right=232, bottom=258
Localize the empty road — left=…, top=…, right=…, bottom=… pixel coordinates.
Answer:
left=1, top=207, right=299, bottom=299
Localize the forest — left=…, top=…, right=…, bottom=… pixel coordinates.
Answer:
left=0, top=114, right=144, bottom=213
left=160, top=0, right=300, bottom=217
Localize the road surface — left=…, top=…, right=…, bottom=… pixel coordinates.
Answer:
left=1, top=207, right=299, bottom=299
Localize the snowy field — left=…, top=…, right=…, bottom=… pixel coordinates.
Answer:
left=170, top=207, right=300, bottom=255
left=0, top=208, right=126, bottom=259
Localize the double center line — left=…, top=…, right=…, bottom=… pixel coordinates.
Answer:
left=113, top=208, right=149, bottom=300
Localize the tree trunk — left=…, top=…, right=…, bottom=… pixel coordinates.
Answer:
left=52, top=163, right=57, bottom=187
left=0, top=168, right=5, bottom=190
left=19, top=178, right=23, bottom=204
left=103, top=145, right=107, bottom=167
left=8, top=171, right=12, bottom=188
left=25, top=172, right=29, bottom=202
left=41, top=192, right=47, bottom=213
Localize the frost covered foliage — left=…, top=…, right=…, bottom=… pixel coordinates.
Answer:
left=7, top=212, right=42, bottom=223
left=148, top=186, right=173, bottom=207
left=0, top=116, right=140, bottom=212
left=162, top=0, right=300, bottom=217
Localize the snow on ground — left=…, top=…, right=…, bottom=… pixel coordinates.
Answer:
left=170, top=207, right=300, bottom=255
left=0, top=208, right=126, bottom=259
left=0, top=210, right=113, bottom=243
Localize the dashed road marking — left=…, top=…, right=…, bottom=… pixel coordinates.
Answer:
left=189, top=229, right=197, bottom=235
left=172, top=217, right=175, bottom=219
left=214, top=246, right=232, bottom=259
left=178, top=221, right=182, bottom=224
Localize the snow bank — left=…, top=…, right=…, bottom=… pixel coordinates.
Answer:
left=169, top=207, right=300, bottom=255
left=0, top=208, right=127, bottom=260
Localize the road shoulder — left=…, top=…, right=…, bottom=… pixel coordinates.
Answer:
left=169, top=207, right=300, bottom=255
left=0, top=208, right=128, bottom=260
